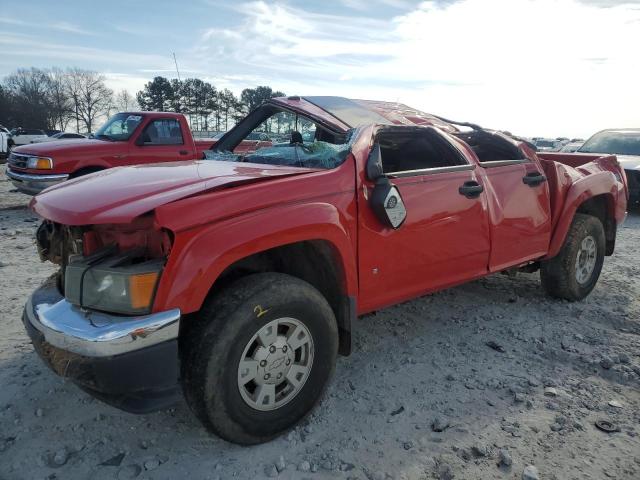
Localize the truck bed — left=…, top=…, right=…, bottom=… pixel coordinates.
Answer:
left=537, top=151, right=628, bottom=240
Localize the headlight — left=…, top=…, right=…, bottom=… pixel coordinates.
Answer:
left=64, top=249, right=163, bottom=315
left=27, top=156, right=53, bottom=169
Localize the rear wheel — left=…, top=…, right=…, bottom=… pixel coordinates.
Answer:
left=540, top=213, right=605, bottom=301
left=181, top=273, right=338, bottom=444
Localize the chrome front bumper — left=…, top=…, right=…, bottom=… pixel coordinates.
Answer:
left=24, top=282, right=181, bottom=358
left=6, top=168, right=69, bottom=195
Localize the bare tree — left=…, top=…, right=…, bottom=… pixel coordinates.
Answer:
left=47, top=68, right=73, bottom=131
left=4, top=68, right=54, bottom=129
left=66, top=69, right=113, bottom=133
left=114, top=89, right=138, bottom=112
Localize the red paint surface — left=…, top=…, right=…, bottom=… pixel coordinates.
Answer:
left=30, top=104, right=628, bottom=317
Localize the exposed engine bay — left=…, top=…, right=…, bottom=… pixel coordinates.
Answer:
left=35, top=214, right=172, bottom=303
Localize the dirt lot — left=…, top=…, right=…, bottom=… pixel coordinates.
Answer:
left=0, top=164, right=639, bottom=480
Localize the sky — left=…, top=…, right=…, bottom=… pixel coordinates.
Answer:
left=0, top=0, right=639, bottom=137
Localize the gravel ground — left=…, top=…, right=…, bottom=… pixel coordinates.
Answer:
left=1, top=164, right=639, bottom=480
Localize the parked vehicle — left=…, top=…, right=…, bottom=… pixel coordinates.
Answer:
left=23, top=96, right=627, bottom=445
left=5, top=112, right=273, bottom=195
left=5, top=112, right=215, bottom=195
left=0, top=125, right=9, bottom=159
left=30, top=132, right=88, bottom=143
left=560, top=141, right=583, bottom=153
left=579, top=128, right=640, bottom=204
left=534, top=138, right=563, bottom=152
left=8, top=128, right=49, bottom=147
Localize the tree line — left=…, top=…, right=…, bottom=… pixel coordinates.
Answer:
left=0, top=68, right=285, bottom=134
left=136, top=77, right=284, bottom=132
left=0, top=67, right=135, bottom=133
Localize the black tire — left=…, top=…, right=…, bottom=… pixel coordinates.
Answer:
left=181, top=273, right=338, bottom=444
left=540, top=213, right=605, bottom=301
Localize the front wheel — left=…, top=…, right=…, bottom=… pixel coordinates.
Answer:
left=181, top=273, right=338, bottom=444
left=540, top=213, right=605, bottom=301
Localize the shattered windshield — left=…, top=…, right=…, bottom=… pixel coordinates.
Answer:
left=205, top=110, right=354, bottom=169
left=205, top=138, right=353, bottom=169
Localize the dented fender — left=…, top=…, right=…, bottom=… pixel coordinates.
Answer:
left=152, top=199, right=358, bottom=314
left=545, top=170, right=624, bottom=259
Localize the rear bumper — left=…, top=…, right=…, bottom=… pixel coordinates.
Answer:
left=6, top=167, right=68, bottom=195
left=23, top=279, right=182, bottom=413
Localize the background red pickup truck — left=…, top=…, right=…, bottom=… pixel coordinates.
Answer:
left=5, top=111, right=273, bottom=195
left=23, top=96, right=628, bottom=445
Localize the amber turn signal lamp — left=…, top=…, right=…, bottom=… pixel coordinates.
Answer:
left=129, top=272, right=160, bottom=309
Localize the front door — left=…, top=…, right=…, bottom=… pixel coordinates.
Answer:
left=357, top=127, right=491, bottom=313
left=131, top=118, right=192, bottom=164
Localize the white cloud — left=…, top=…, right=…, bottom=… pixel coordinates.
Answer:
left=0, top=33, right=171, bottom=69
left=0, top=17, right=95, bottom=35
left=194, top=0, right=640, bottom=137
left=1, top=0, right=638, bottom=137
left=49, top=21, right=95, bottom=36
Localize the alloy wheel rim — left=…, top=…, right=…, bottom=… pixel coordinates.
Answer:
left=237, top=317, right=314, bottom=411
left=575, top=235, right=597, bottom=284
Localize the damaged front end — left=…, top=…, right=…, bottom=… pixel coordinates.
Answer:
left=35, top=214, right=172, bottom=315
left=24, top=214, right=182, bottom=413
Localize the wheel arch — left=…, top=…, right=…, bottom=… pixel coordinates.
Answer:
left=207, top=240, right=354, bottom=355
left=546, top=173, right=618, bottom=259
left=154, top=204, right=358, bottom=355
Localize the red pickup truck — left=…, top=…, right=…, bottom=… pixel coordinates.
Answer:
left=22, top=96, right=628, bottom=445
left=5, top=112, right=273, bottom=195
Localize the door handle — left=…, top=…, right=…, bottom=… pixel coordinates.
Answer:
left=523, top=172, right=547, bottom=186
left=458, top=181, right=484, bottom=199
left=179, top=150, right=189, bottom=155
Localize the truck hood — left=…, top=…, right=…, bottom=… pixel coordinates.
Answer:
left=30, top=160, right=318, bottom=225
left=14, top=138, right=115, bottom=156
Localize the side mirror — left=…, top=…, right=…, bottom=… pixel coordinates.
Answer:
left=370, top=177, right=407, bottom=229
left=366, top=143, right=384, bottom=181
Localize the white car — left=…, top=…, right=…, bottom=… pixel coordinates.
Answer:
left=560, top=141, right=583, bottom=153
left=534, top=138, right=563, bottom=152
left=30, top=132, right=87, bottom=143
left=0, top=126, right=9, bottom=158
left=9, top=128, right=49, bottom=147
left=578, top=128, right=640, bottom=204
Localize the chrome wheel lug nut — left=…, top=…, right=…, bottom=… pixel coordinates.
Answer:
left=264, top=373, right=270, bottom=380
left=282, top=345, right=288, bottom=353
left=285, top=359, right=291, bottom=366
left=269, top=346, right=276, bottom=353
left=277, top=373, right=282, bottom=379
left=259, top=360, right=267, bottom=367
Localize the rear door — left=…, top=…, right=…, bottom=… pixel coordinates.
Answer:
left=130, top=118, right=193, bottom=165
left=357, top=127, right=491, bottom=312
left=477, top=158, right=551, bottom=271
